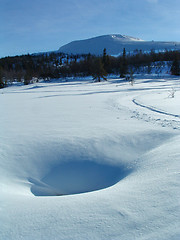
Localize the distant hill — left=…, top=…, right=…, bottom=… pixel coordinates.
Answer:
left=57, top=34, right=180, bottom=55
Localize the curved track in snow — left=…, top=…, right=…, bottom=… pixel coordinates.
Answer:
left=132, top=98, right=180, bottom=118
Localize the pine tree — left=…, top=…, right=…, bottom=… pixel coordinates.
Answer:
left=0, top=66, right=4, bottom=88
left=102, top=48, right=110, bottom=73
left=120, top=48, right=128, bottom=77
left=91, top=58, right=107, bottom=82
left=102, top=48, right=107, bottom=65
left=24, top=71, right=32, bottom=85
left=171, top=52, right=180, bottom=76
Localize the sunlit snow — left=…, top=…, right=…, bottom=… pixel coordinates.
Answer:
left=0, top=75, right=180, bottom=240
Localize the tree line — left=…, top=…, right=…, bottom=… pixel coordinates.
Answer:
left=0, top=48, right=180, bottom=88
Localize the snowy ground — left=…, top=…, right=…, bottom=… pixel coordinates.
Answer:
left=0, top=75, right=180, bottom=240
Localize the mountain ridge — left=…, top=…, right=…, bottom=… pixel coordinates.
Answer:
left=57, top=34, right=180, bottom=56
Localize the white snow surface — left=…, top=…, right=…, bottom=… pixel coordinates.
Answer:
left=0, top=75, right=180, bottom=240
left=58, top=34, right=180, bottom=55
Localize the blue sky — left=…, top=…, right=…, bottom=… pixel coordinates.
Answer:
left=0, top=0, right=180, bottom=58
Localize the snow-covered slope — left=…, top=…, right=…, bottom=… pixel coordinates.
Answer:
left=57, top=34, right=180, bottom=55
left=0, top=75, right=180, bottom=240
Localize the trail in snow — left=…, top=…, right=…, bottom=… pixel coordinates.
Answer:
left=130, top=98, right=180, bottom=130
left=132, top=98, right=180, bottom=118
left=131, top=110, right=180, bottom=130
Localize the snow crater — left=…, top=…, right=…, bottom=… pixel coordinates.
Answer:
left=30, top=160, right=130, bottom=196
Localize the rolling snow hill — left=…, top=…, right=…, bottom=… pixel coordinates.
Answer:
left=57, top=34, right=180, bottom=55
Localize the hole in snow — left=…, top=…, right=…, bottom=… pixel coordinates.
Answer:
left=30, top=161, right=130, bottom=196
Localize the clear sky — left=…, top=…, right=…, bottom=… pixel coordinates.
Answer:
left=1, top=0, right=180, bottom=58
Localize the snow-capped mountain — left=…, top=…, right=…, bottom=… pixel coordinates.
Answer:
left=57, top=34, right=180, bottom=55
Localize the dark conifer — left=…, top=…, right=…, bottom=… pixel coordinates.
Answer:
left=171, top=52, right=180, bottom=75
left=24, top=71, right=32, bottom=85
left=91, top=58, right=107, bottom=82
left=102, top=48, right=110, bottom=73
left=120, top=48, right=128, bottom=77
left=0, top=66, right=4, bottom=88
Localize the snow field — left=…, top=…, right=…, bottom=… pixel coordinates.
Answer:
left=0, top=76, right=180, bottom=239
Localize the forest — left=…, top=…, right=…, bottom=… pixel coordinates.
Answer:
left=0, top=48, right=180, bottom=88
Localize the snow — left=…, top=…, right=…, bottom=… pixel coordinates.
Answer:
left=111, top=34, right=144, bottom=41
left=0, top=75, right=180, bottom=240
left=58, top=34, right=180, bottom=55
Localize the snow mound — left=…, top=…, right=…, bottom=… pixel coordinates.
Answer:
left=30, top=160, right=130, bottom=196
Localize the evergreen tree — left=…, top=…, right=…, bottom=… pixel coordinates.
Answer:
left=24, top=71, right=32, bottom=85
left=91, top=58, right=107, bottom=82
left=66, top=55, right=69, bottom=65
left=120, top=48, right=128, bottom=77
left=102, top=48, right=110, bottom=73
left=0, top=66, right=4, bottom=88
left=86, top=53, right=92, bottom=75
left=102, top=48, right=107, bottom=65
left=171, top=52, right=180, bottom=75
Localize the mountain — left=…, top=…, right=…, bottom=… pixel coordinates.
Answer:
left=57, top=34, right=180, bottom=55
